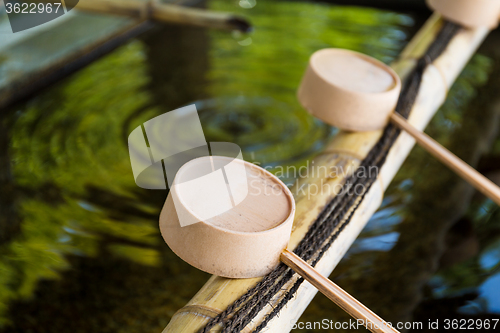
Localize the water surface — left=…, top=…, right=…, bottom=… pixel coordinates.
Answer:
left=1, top=1, right=499, bottom=332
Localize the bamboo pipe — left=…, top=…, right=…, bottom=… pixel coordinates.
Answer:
left=390, top=113, right=500, bottom=205
left=163, top=15, right=490, bottom=333
left=281, top=250, right=399, bottom=333
left=64, top=0, right=251, bottom=32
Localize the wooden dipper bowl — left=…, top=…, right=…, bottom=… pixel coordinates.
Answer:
left=160, top=156, right=399, bottom=333
left=427, top=0, right=500, bottom=29
left=160, top=156, right=295, bottom=278
left=298, top=48, right=402, bottom=132
left=298, top=48, right=500, bottom=206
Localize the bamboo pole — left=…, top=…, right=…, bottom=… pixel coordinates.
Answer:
left=389, top=112, right=500, bottom=205
left=163, top=13, right=490, bottom=333
left=67, top=0, right=251, bottom=32
left=281, top=250, right=400, bottom=333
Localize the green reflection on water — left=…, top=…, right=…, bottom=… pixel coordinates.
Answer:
left=1, top=41, right=162, bottom=327
left=0, top=1, right=413, bottom=330
left=204, top=0, right=411, bottom=178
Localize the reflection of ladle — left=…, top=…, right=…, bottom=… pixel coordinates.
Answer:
left=298, top=48, right=500, bottom=206
left=160, top=156, right=399, bottom=333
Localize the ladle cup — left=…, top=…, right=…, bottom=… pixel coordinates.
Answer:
left=160, top=156, right=399, bottom=333
left=297, top=48, right=500, bottom=206
left=427, top=0, right=500, bottom=29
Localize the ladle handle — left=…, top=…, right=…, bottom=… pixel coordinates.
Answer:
left=281, top=250, right=400, bottom=333
left=390, top=113, right=500, bottom=206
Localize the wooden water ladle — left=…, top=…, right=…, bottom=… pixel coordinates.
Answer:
left=160, top=156, right=399, bottom=333
left=427, top=0, right=500, bottom=30
left=297, top=48, right=500, bottom=206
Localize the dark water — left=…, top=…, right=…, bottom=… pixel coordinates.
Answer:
left=0, top=1, right=499, bottom=332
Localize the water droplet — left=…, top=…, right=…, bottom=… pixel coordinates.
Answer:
left=239, top=0, right=256, bottom=9
left=237, top=37, right=252, bottom=46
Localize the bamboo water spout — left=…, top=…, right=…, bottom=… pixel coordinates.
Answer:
left=163, top=14, right=490, bottom=333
